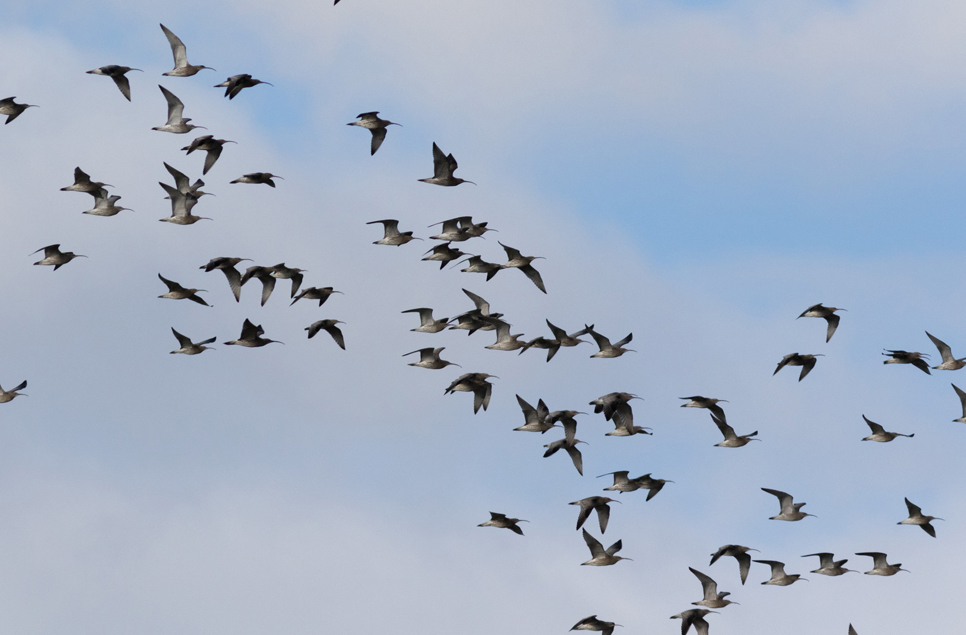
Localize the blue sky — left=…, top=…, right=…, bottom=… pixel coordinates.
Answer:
left=1, top=1, right=964, bottom=633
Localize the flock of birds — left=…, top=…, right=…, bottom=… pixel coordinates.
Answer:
left=0, top=18, right=954, bottom=635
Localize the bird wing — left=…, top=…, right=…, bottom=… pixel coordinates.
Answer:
left=462, top=288, right=490, bottom=316
left=912, top=358, right=931, bottom=374
left=755, top=559, right=786, bottom=577
left=431, top=142, right=450, bottom=178
left=711, top=413, right=736, bottom=440
left=708, top=402, right=727, bottom=423
left=546, top=320, right=567, bottom=340
left=614, top=333, right=632, bottom=348
left=904, top=497, right=922, bottom=518
left=202, top=146, right=223, bottom=175
left=926, top=331, right=954, bottom=364
left=802, top=552, right=834, bottom=568
left=595, top=502, right=611, bottom=533
left=693, top=616, right=710, bottom=635
left=574, top=500, right=593, bottom=531
left=239, top=319, right=260, bottom=340
left=773, top=354, right=793, bottom=375
left=565, top=444, right=584, bottom=475
left=799, top=357, right=817, bottom=381
left=159, top=85, right=185, bottom=125
left=500, top=242, right=523, bottom=261
left=604, top=539, right=622, bottom=557
left=42, top=244, right=62, bottom=258
left=863, top=415, right=884, bottom=435
left=762, top=488, right=793, bottom=512
left=111, top=74, right=132, bottom=101
left=163, top=162, right=191, bottom=193
left=73, top=167, right=91, bottom=186
left=588, top=328, right=612, bottom=351
left=644, top=482, right=665, bottom=501
left=171, top=328, right=192, bottom=348
left=953, top=383, right=966, bottom=416
left=160, top=24, right=188, bottom=68
left=516, top=394, right=537, bottom=423
left=157, top=273, right=180, bottom=292
left=187, top=292, right=209, bottom=307
left=370, top=127, right=387, bottom=155
left=856, top=552, right=887, bottom=568
left=472, top=383, right=487, bottom=414
left=560, top=416, right=577, bottom=445
left=849, top=625, right=858, bottom=635
left=324, top=324, right=346, bottom=350
left=582, top=529, right=604, bottom=557
left=259, top=276, right=276, bottom=306
left=519, top=264, right=547, bottom=294
left=921, top=522, right=936, bottom=538
left=220, top=266, right=243, bottom=302
left=689, top=567, right=718, bottom=600
left=736, top=552, right=751, bottom=585
left=824, top=314, right=840, bottom=342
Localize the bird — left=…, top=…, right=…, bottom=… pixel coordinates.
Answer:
left=403, top=347, right=459, bottom=370
left=882, top=349, right=930, bottom=374
left=421, top=242, right=467, bottom=269
left=291, top=287, right=342, bottom=307
left=230, top=173, right=283, bottom=187
left=586, top=326, right=634, bottom=358
left=801, top=553, right=855, bottom=576
left=570, top=497, right=619, bottom=533
left=484, top=320, right=527, bottom=352
left=709, top=414, right=758, bottom=447
left=580, top=528, right=630, bottom=566
left=401, top=308, right=450, bottom=333
left=240, top=266, right=277, bottom=306
left=215, top=74, right=272, bottom=99
left=761, top=488, right=814, bottom=521
left=635, top=474, right=673, bottom=501
left=367, top=219, right=420, bottom=246
left=160, top=24, right=214, bottom=77
left=548, top=410, right=586, bottom=445
left=419, top=142, right=475, bottom=186
left=590, top=392, right=640, bottom=432
left=861, top=415, right=913, bottom=442
left=477, top=512, right=527, bottom=535
left=152, top=85, right=205, bottom=134
left=570, top=615, right=620, bottom=635
left=82, top=194, right=132, bottom=217
left=157, top=273, right=209, bottom=306
left=429, top=216, right=485, bottom=242
left=926, top=331, right=966, bottom=370
left=270, top=264, right=305, bottom=298
left=898, top=498, right=942, bottom=538
left=169, top=328, right=216, bottom=355
left=680, top=396, right=728, bottom=423
left=670, top=609, right=716, bottom=635
left=709, top=545, right=758, bottom=585
left=86, top=65, right=142, bottom=101
left=689, top=568, right=736, bottom=609
left=519, top=321, right=590, bottom=362
left=457, top=255, right=501, bottom=280
left=444, top=373, right=496, bottom=414
left=498, top=242, right=546, bottom=293
left=163, top=162, right=209, bottom=198
left=0, top=97, right=37, bottom=124
left=181, top=135, right=235, bottom=175
left=0, top=380, right=27, bottom=403
left=60, top=167, right=112, bottom=197
left=854, top=552, right=907, bottom=576
left=599, top=472, right=671, bottom=500
left=199, top=257, right=251, bottom=302
left=798, top=303, right=845, bottom=342
left=158, top=182, right=210, bottom=225
left=347, top=112, right=399, bottom=155
left=225, top=319, right=281, bottom=348
left=306, top=320, right=345, bottom=349
left=773, top=353, right=822, bottom=381
left=951, top=383, right=966, bottom=423
left=754, top=560, right=806, bottom=585
left=31, top=244, right=86, bottom=270
left=513, top=395, right=555, bottom=433
left=544, top=438, right=587, bottom=475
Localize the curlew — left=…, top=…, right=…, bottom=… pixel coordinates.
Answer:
left=898, top=498, right=942, bottom=538
left=590, top=392, right=640, bottom=432
left=570, top=615, right=620, bottom=635
left=419, top=142, right=475, bottom=186
left=86, top=65, right=142, bottom=101
left=160, top=24, right=214, bottom=77
left=484, top=320, right=527, bottom=352
left=403, top=347, right=459, bottom=370
left=926, top=331, right=966, bottom=370
left=169, top=328, right=215, bottom=355
left=402, top=308, right=450, bottom=333
left=83, top=194, right=132, bottom=217
left=709, top=545, right=758, bottom=585
left=240, top=266, right=276, bottom=306
left=680, top=396, right=728, bottom=423
left=444, top=373, right=496, bottom=414
left=306, top=320, right=346, bottom=349
left=32, top=244, right=86, bottom=270
left=421, top=242, right=466, bottom=269
left=952, top=383, right=966, bottom=423
left=347, top=112, right=399, bottom=155
left=215, top=74, right=272, bottom=99
left=882, top=349, right=930, bottom=375
left=586, top=326, right=634, bottom=358
left=570, top=497, right=619, bottom=534
left=225, top=319, right=281, bottom=347
left=773, top=353, right=822, bottom=381
left=230, top=172, right=283, bottom=187
left=61, top=167, right=112, bottom=197
left=854, top=552, right=907, bottom=576
left=152, top=85, right=205, bottom=134
left=0, top=97, right=37, bottom=124
left=159, top=182, right=210, bottom=225
left=292, top=287, right=342, bottom=307
left=861, top=415, right=913, bottom=442
left=670, top=609, right=717, bottom=635
left=0, top=380, right=27, bottom=403
left=157, top=273, right=209, bottom=306
left=513, top=395, right=555, bottom=433
left=457, top=255, right=501, bottom=280
left=478, top=512, right=527, bottom=535
left=754, top=560, right=806, bottom=586
left=181, top=135, right=235, bottom=175
left=199, top=257, right=250, bottom=302
left=498, top=242, right=546, bottom=293
left=581, top=528, right=630, bottom=566
left=367, top=219, right=420, bottom=246
left=761, top=488, right=814, bottom=521
left=270, top=263, right=305, bottom=298
left=689, top=568, right=737, bottom=609
left=801, top=552, right=854, bottom=576
left=710, top=413, right=758, bottom=448
left=544, top=437, right=587, bottom=475
left=798, top=303, right=845, bottom=342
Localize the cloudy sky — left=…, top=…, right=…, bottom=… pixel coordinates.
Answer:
left=2, top=0, right=964, bottom=633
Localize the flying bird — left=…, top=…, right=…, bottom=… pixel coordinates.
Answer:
left=798, top=303, right=845, bottom=342
left=710, top=413, right=758, bottom=448
left=951, top=383, right=966, bottom=423
left=291, top=287, right=342, bottom=307
left=861, top=415, right=913, bottom=442
left=570, top=616, right=620, bottom=635
left=402, top=308, right=450, bottom=333
left=754, top=560, right=806, bottom=585
left=761, top=488, right=814, bottom=521
left=773, top=353, right=822, bottom=381
left=215, top=74, right=272, bottom=99
left=160, top=24, right=215, bottom=77
left=680, top=396, right=728, bottom=423
left=421, top=242, right=466, bottom=269
left=181, top=135, right=235, bottom=175
left=419, top=142, right=475, bottom=186
left=854, top=552, right=907, bottom=576
left=580, top=528, right=630, bottom=566
left=82, top=194, right=132, bottom=217
left=240, top=266, right=277, bottom=306
left=0, top=380, right=27, bottom=403
left=670, top=609, right=717, bottom=635
left=569, top=497, right=619, bottom=534
left=898, top=498, right=942, bottom=538
left=444, top=373, right=496, bottom=414
left=31, top=244, right=86, bottom=270
left=926, top=331, right=966, bottom=370
left=403, top=347, right=459, bottom=370
left=61, top=167, right=112, bottom=197
left=513, top=395, right=555, bottom=433
left=689, top=568, right=736, bottom=609
left=86, top=65, right=142, bottom=101
left=347, top=112, right=399, bottom=155
left=0, top=97, right=37, bottom=124
left=709, top=545, right=757, bottom=585
left=477, top=512, right=526, bottom=535
left=157, top=273, right=209, bottom=306
left=882, top=349, right=930, bottom=374
left=306, top=320, right=346, bottom=349
left=169, top=328, right=216, bottom=355
left=586, top=326, right=634, bottom=358
left=199, top=257, right=251, bottom=302
left=544, top=438, right=587, bottom=475
left=801, top=552, right=854, bottom=576
left=498, top=242, right=546, bottom=293
left=270, top=264, right=305, bottom=298
left=225, top=319, right=282, bottom=348
left=230, top=173, right=283, bottom=187
left=152, top=85, right=204, bottom=134
left=367, top=219, right=419, bottom=246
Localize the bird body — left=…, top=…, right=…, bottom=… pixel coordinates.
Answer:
left=586, top=326, right=634, bottom=358
left=230, top=173, right=283, bottom=187
left=544, top=438, right=586, bottom=475
left=861, top=415, right=913, bottom=442
left=291, top=287, right=342, bottom=307
left=200, top=257, right=251, bottom=302
left=762, top=488, right=814, bottom=521
left=160, top=24, right=214, bottom=77
left=421, top=242, right=466, bottom=269
left=882, top=349, right=930, bottom=374
left=269, top=264, right=305, bottom=298
left=419, top=142, right=475, bottom=186
left=689, top=567, right=736, bottom=608
left=484, top=320, right=526, bottom=351
left=926, top=331, right=966, bottom=370
left=169, top=328, right=215, bottom=355
left=478, top=512, right=526, bottom=535
left=348, top=112, right=399, bottom=155
left=82, top=194, right=132, bottom=216
left=32, top=244, right=86, bottom=270
left=670, top=609, right=716, bottom=635
left=402, top=308, right=449, bottom=333
left=86, top=65, right=142, bottom=101
left=181, top=135, right=235, bottom=175
left=680, top=396, right=728, bottom=422
left=855, top=552, right=907, bottom=576
left=801, top=552, right=854, bottom=576
left=570, top=497, right=618, bottom=533
left=570, top=615, right=619, bottom=635
left=798, top=303, right=845, bottom=342
left=0, top=97, right=37, bottom=124
left=61, top=167, right=112, bottom=197
left=240, top=266, right=277, bottom=306
left=498, top=242, right=546, bottom=293
left=710, top=413, right=758, bottom=447
left=513, top=395, right=555, bottom=433
left=709, top=545, right=757, bottom=585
